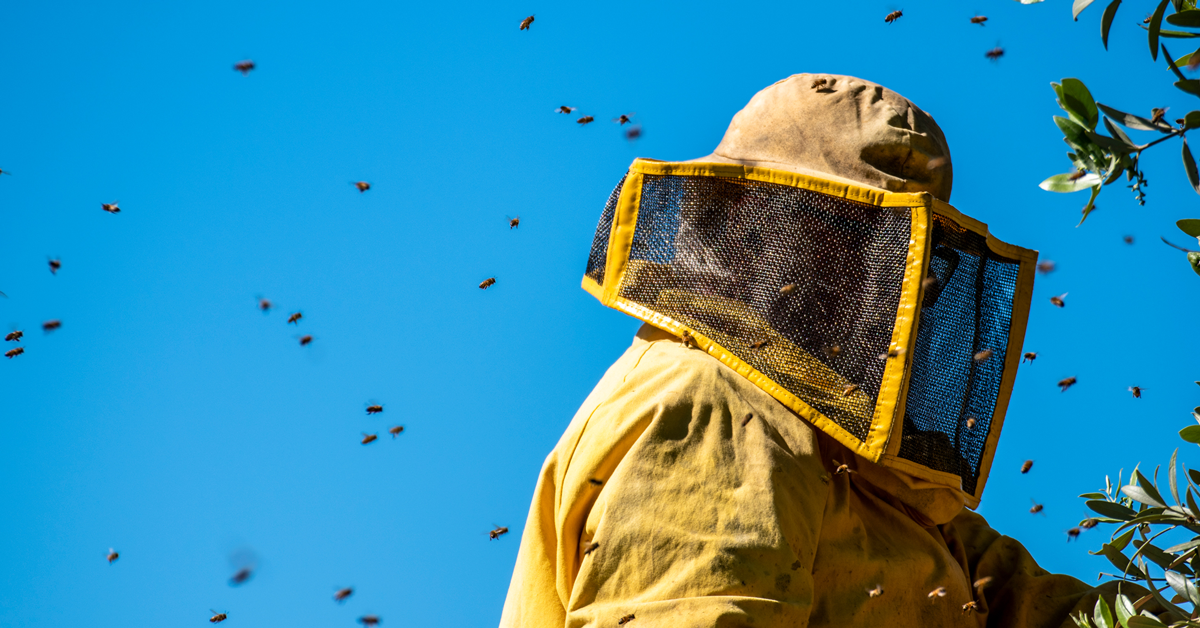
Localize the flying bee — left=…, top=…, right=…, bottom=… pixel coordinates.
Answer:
left=107, top=548, right=119, bottom=563
left=1068, top=169, right=1087, bottom=181
left=1037, top=260, right=1056, bottom=274
left=1189, top=54, right=1200, bottom=71
left=555, top=106, right=577, bottom=114
left=1049, top=293, right=1067, bottom=308
left=42, top=319, right=61, bottom=333
left=1030, top=500, right=1044, bottom=515
left=750, top=339, right=770, bottom=349
left=509, top=216, right=520, bottom=229
left=480, top=277, right=497, bottom=289
left=5, top=347, right=23, bottom=359
left=878, top=346, right=904, bottom=360
left=229, top=567, right=253, bottom=585
left=970, top=15, right=988, bottom=25
left=926, top=156, right=948, bottom=170
left=287, top=312, right=302, bottom=325
left=366, top=404, right=383, bottom=414
left=1151, top=107, right=1169, bottom=126
left=519, top=15, right=534, bottom=30
left=1067, top=527, right=1081, bottom=541
left=1129, top=386, right=1143, bottom=399
left=389, top=426, right=404, bottom=438
left=234, top=59, right=255, bottom=74
left=884, top=10, right=903, bottom=23
left=258, top=297, right=272, bottom=312
left=973, top=349, right=993, bottom=363
left=5, top=330, right=21, bottom=342
left=962, top=601, right=978, bottom=614
left=811, top=78, right=829, bottom=90
left=833, top=461, right=854, bottom=475
left=1058, top=376, right=1077, bottom=392
left=588, top=478, right=603, bottom=486
left=779, top=283, right=798, bottom=295
left=361, top=433, right=377, bottom=445
left=741, top=413, right=754, bottom=427
left=298, top=335, right=313, bottom=346
left=49, top=258, right=61, bottom=275
left=1144, top=14, right=1153, bottom=23
left=583, top=541, right=600, bottom=555
left=928, top=587, right=946, bottom=600
left=1080, top=518, right=1099, bottom=529
left=965, top=416, right=977, bottom=430
left=0, top=169, right=10, bottom=176
left=1021, top=460, right=1033, bottom=474
left=489, top=525, right=509, bottom=540
left=210, top=610, right=228, bottom=623
left=625, top=125, right=642, bottom=141
left=613, top=113, right=634, bottom=125
left=101, top=202, right=120, bottom=214
left=619, top=614, right=636, bottom=625
left=1022, top=352, right=1037, bottom=363
left=577, top=116, right=594, bottom=125
left=1124, top=235, right=1134, bottom=244
left=354, top=181, right=371, bottom=193
left=921, top=275, right=938, bottom=290
left=973, top=576, right=993, bottom=593
left=842, top=383, right=860, bottom=397
left=985, top=46, right=1005, bottom=61
left=334, top=587, right=354, bottom=603
left=867, top=584, right=884, bottom=598
left=824, top=344, right=842, bottom=358
left=358, top=615, right=381, bottom=627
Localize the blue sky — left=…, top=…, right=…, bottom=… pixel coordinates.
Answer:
left=1, top=1, right=1199, bottom=625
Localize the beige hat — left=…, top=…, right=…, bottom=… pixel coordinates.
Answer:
left=691, top=73, right=954, bottom=202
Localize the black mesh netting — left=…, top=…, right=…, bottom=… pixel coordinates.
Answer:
left=898, top=214, right=1020, bottom=494
left=603, top=173, right=912, bottom=442
left=584, top=175, right=627, bottom=286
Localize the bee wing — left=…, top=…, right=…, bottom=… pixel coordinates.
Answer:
left=1161, top=236, right=1200, bottom=253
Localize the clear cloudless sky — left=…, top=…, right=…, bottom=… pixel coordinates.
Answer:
left=1, top=1, right=1199, bottom=625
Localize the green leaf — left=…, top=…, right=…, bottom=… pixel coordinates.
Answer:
left=1135, top=470, right=1170, bottom=506
left=1163, top=537, right=1200, bottom=553
left=1176, top=79, right=1200, bottom=95
left=1168, top=9, right=1200, bottom=25
left=1183, top=136, right=1200, bottom=194
left=1185, top=111, right=1200, bottom=128
left=1095, top=596, right=1114, bottom=628
left=1189, top=467, right=1200, bottom=486
left=1040, top=172, right=1103, bottom=192
left=1166, top=571, right=1200, bottom=605
left=1074, top=0, right=1099, bottom=18
left=1178, top=218, right=1200, bottom=236
left=1172, top=449, right=1182, bottom=505
left=1060, top=79, right=1100, bottom=130
left=1086, top=129, right=1136, bottom=152
left=1081, top=492, right=1111, bottom=500
left=1112, top=527, right=1137, bottom=551
left=1114, top=594, right=1137, bottom=627
left=1152, top=0, right=1173, bottom=60
left=1079, top=185, right=1102, bottom=226
left=1165, top=44, right=1190, bottom=80
left=1103, top=0, right=1122, bottom=48
left=1098, top=103, right=1173, bottom=132
left=1188, top=486, right=1200, bottom=519
left=1126, top=616, right=1169, bottom=628
left=1182, top=425, right=1200, bottom=443
left=1092, top=542, right=1148, bottom=578
left=1104, top=116, right=1142, bottom=146
left=1140, top=22, right=1200, bottom=38
left=1188, top=251, right=1200, bottom=275
left=1087, top=499, right=1137, bottom=520
left=1134, top=539, right=1187, bottom=572
left=1056, top=115, right=1090, bottom=144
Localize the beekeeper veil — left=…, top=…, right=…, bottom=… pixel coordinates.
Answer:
left=581, top=74, right=1036, bottom=507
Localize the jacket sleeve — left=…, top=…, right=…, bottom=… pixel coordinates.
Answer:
left=500, top=335, right=830, bottom=628
left=946, top=509, right=1158, bottom=628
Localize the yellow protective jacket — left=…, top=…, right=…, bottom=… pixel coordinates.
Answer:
left=500, top=325, right=1133, bottom=628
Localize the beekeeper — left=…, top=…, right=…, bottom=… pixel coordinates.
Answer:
left=500, top=73, right=1134, bottom=628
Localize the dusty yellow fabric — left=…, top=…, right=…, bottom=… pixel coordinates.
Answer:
left=689, top=73, right=953, bottom=202
left=500, top=325, right=1141, bottom=628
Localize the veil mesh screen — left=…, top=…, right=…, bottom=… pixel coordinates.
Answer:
left=606, top=174, right=912, bottom=442
left=898, top=214, right=1020, bottom=494
left=584, top=175, right=627, bottom=286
